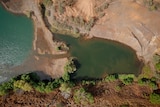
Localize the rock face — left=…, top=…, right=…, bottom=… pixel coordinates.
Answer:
left=90, top=0, right=160, bottom=63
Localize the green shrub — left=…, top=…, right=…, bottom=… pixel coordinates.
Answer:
left=62, top=72, right=70, bottom=82
left=138, top=78, right=158, bottom=89
left=150, top=93, right=160, bottom=104
left=105, top=74, right=118, bottom=82
left=119, top=74, right=135, bottom=85
left=0, top=81, right=14, bottom=95
left=14, top=80, right=33, bottom=91
left=35, top=80, right=60, bottom=93
left=64, top=58, right=77, bottom=73
left=138, top=65, right=153, bottom=79
left=155, top=63, right=160, bottom=71
left=59, top=82, right=71, bottom=94
left=82, top=80, right=96, bottom=85
left=74, top=88, right=94, bottom=105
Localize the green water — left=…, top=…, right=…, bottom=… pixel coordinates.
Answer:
left=56, top=35, right=141, bottom=79
left=0, top=6, right=33, bottom=67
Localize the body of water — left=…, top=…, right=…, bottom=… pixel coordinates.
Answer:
left=0, top=6, right=33, bottom=82
left=0, top=6, right=33, bottom=67
left=56, top=35, right=142, bottom=79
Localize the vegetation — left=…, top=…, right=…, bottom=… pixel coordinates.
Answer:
left=104, top=74, right=118, bottom=82
left=0, top=73, right=61, bottom=95
left=119, top=74, right=135, bottom=85
left=14, top=80, right=33, bottom=91
left=1, top=56, right=160, bottom=105
left=104, top=74, right=135, bottom=85
left=82, top=80, right=96, bottom=85
left=144, top=0, right=160, bottom=11
left=64, top=58, right=77, bottom=73
left=42, top=0, right=52, bottom=7
left=153, top=54, right=160, bottom=71
left=0, top=79, right=14, bottom=95
left=149, top=93, right=160, bottom=104
left=73, top=88, right=94, bottom=105
left=138, top=77, right=158, bottom=89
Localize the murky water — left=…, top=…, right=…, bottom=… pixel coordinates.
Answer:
left=56, top=34, right=142, bottom=79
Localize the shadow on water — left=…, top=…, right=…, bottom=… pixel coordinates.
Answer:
left=73, top=58, right=81, bottom=69
left=70, top=72, right=102, bottom=81
left=33, top=71, right=52, bottom=80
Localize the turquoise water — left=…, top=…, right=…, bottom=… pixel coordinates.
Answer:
left=0, top=6, right=33, bottom=67
left=56, top=35, right=142, bottom=79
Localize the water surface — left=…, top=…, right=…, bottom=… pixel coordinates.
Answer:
left=0, top=6, right=33, bottom=82
left=0, top=6, right=33, bottom=66
left=56, top=34, right=142, bottom=79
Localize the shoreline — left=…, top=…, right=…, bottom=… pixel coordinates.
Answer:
left=0, top=0, right=145, bottom=61
left=1, top=0, right=153, bottom=79
left=0, top=1, right=69, bottom=79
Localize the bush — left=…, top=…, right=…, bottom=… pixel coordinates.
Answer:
left=59, top=82, right=72, bottom=94
left=74, top=88, right=94, bottom=105
left=155, top=63, right=160, bottom=71
left=138, top=78, right=158, bottom=89
left=104, top=74, right=118, bottom=82
left=0, top=81, right=14, bottom=95
left=119, top=74, right=135, bottom=85
left=139, top=65, right=153, bottom=79
left=35, top=80, right=60, bottom=93
left=82, top=80, right=96, bottom=85
left=14, top=80, right=33, bottom=91
left=150, top=93, right=160, bottom=104
left=62, top=72, right=70, bottom=82
left=64, top=58, right=77, bottom=73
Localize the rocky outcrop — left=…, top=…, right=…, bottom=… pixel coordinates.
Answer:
left=90, top=0, right=160, bottom=63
